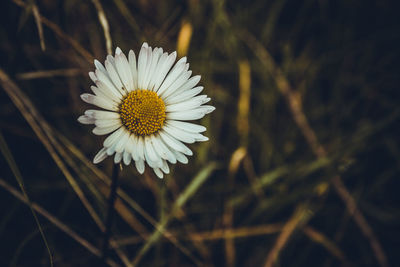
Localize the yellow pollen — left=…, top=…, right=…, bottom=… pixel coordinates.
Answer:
left=119, top=90, right=166, bottom=136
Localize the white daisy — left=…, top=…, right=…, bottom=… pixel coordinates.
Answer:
left=78, top=43, right=215, bottom=178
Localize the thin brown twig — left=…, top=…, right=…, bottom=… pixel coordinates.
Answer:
left=224, top=147, right=246, bottom=267
left=302, top=226, right=347, bottom=263
left=16, top=68, right=84, bottom=80
left=55, top=133, right=201, bottom=266
left=0, top=179, right=120, bottom=267
left=116, top=224, right=282, bottom=246
left=0, top=69, right=104, bottom=233
left=0, top=70, right=132, bottom=267
left=222, top=59, right=253, bottom=267
left=114, top=223, right=348, bottom=264
left=331, top=175, right=386, bottom=266
left=0, top=133, right=53, bottom=266
left=12, top=0, right=94, bottom=62
left=57, top=132, right=198, bottom=258
left=243, top=154, right=265, bottom=200
left=54, top=131, right=147, bottom=236
left=91, top=0, right=113, bottom=55
left=264, top=207, right=310, bottom=267
left=239, top=29, right=388, bottom=267
left=129, top=163, right=218, bottom=266
left=31, top=3, right=45, bottom=51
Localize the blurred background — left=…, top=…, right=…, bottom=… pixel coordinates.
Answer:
left=0, top=0, right=399, bottom=266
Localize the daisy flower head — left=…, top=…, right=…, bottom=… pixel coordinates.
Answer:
left=78, top=43, right=215, bottom=178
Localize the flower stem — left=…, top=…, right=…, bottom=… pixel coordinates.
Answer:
left=102, top=163, right=119, bottom=262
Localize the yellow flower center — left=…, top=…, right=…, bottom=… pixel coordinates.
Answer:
left=119, top=90, right=166, bottom=136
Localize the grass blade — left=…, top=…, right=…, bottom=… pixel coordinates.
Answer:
left=0, top=132, right=53, bottom=267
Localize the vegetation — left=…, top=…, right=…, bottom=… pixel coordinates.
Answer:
left=0, top=0, right=399, bottom=266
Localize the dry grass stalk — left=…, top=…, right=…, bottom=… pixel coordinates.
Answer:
left=91, top=0, right=113, bottom=55
left=239, top=29, right=388, bottom=267
left=0, top=179, right=121, bottom=267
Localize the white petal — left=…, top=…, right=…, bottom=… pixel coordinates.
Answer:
left=144, top=135, right=162, bottom=164
left=135, top=158, right=145, bottom=174
left=106, top=144, right=116, bottom=156
left=166, top=106, right=215, bottom=121
left=91, top=84, right=120, bottom=103
left=165, top=95, right=209, bottom=112
left=94, top=59, right=107, bottom=75
left=114, top=131, right=130, bottom=153
left=151, top=134, right=177, bottom=164
left=160, top=160, right=170, bottom=174
left=137, top=45, right=150, bottom=89
left=172, top=150, right=189, bottom=164
left=165, top=122, right=208, bottom=142
left=159, top=70, right=192, bottom=99
left=166, top=110, right=205, bottom=121
left=164, top=75, right=201, bottom=100
left=124, top=134, right=134, bottom=153
left=114, top=152, right=122, bottom=163
left=92, top=124, right=121, bottom=135
left=95, top=118, right=121, bottom=128
left=166, top=120, right=206, bottom=133
left=115, top=47, right=123, bottom=54
left=89, top=71, right=97, bottom=83
left=123, top=151, right=131, bottom=165
left=164, top=86, right=204, bottom=105
left=107, top=54, right=116, bottom=64
left=159, top=130, right=193, bottom=156
left=136, top=136, right=145, bottom=160
left=162, top=124, right=195, bottom=143
left=194, top=105, right=216, bottom=114
left=153, top=168, right=164, bottom=179
left=81, top=93, right=118, bottom=111
left=128, top=50, right=138, bottom=90
left=148, top=52, right=167, bottom=91
left=90, top=85, right=111, bottom=101
left=96, top=78, right=123, bottom=100
left=85, top=109, right=120, bottom=120
left=126, top=135, right=139, bottom=161
left=157, top=60, right=187, bottom=96
left=142, top=46, right=153, bottom=88
left=144, top=150, right=162, bottom=169
left=115, top=50, right=134, bottom=92
left=95, top=69, right=123, bottom=98
left=93, top=147, right=108, bottom=164
left=105, top=59, right=126, bottom=95
left=95, top=79, right=122, bottom=102
left=143, top=47, right=162, bottom=90
left=153, top=52, right=177, bottom=92
left=194, top=134, right=209, bottom=142
left=78, top=115, right=95, bottom=124
left=103, top=127, right=125, bottom=148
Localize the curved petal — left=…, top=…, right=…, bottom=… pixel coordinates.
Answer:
left=103, top=127, right=125, bottom=148
left=135, top=158, right=145, bottom=174
left=159, top=130, right=193, bottom=156
left=164, top=86, right=204, bottom=105
left=92, top=124, right=121, bottom=135
left=115, top=48, right=134, bottom=92
left=166, top=120, right=206, bottom=133
left=114, top=152, right=123, bottom=163
left=93, top=147, right=108, bottom=164
left=128, top=50, right=138, bottom=90
left=153, top=167, right=164, bottom=179
left=123, top=151, right=132, bottom=165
